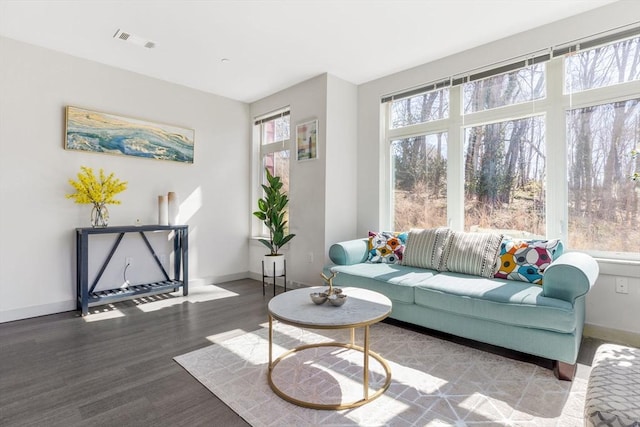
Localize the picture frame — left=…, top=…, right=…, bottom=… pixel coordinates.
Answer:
left=64, top=106, right=195, bottom=163
left=296, top=119, right=318, bottom=161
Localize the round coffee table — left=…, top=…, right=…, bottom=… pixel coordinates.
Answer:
left=267, top=286, right=392, bottom=410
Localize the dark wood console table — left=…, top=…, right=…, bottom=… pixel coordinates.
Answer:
left=76, top=225, right=188, bottom=316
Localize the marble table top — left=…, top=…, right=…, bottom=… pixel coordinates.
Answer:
left=268, top=286, right=392, bottom=329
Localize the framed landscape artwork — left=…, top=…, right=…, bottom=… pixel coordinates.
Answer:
left=296, top=119, right=318, bottom=161
left=65, top=106, right=195, bottom=163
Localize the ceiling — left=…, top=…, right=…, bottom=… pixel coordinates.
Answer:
left=0, top=0, right=618, bottom=103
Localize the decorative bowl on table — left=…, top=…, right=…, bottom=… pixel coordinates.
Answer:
left=328, top=293, right=347, bottom=306
left=310, top=292, right=328, bottom=305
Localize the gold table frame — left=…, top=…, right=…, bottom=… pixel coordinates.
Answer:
left=267, top=288, right=392, bottom=410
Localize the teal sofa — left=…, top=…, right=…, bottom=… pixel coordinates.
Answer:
left=325, top=237, right=599, bottom=380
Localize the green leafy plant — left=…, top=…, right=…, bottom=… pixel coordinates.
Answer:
left=253, top=168, right=295, bottom=255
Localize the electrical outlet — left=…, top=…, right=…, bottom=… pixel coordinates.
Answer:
left=615, top=277, right=629, bottom=294
left=308, top=252, right=314, bottom=263
left=125, top=257, right=133, bottom=267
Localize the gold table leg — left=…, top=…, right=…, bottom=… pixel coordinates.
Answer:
left=267, top=323, right=391, bottom=410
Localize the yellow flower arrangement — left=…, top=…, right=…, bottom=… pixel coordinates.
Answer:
left=66, top=166, right=128, bottom=205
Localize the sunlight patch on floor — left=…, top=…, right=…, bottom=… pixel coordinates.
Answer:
left=83, top=305, right=125, bottom=322
left=135, top=284, right=239, bottom=312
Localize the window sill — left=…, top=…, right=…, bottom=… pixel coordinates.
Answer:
left=594, top=257, right=640, bottom=278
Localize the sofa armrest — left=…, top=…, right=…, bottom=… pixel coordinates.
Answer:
left=543, top=252, right=599, bottom=302
left=328, top=238, right=369, bottom=265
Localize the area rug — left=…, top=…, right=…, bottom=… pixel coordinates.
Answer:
left=174, top=322, right=587, bottom=426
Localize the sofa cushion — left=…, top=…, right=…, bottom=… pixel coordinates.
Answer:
left=329, top=263, right=437, bottom=304
left=367, top=231, right=408, bottom=264
left=414, top=272, right=576, bottom=333
left=441, top=231, right=503, bottom=278
left=403, top=227, right=451, bottom=271
left=494, top=238, right=563, bottom=285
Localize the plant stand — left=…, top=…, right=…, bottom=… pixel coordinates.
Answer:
left=262, top=259, right=286, bottom=296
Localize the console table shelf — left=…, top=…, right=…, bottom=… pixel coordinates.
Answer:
left=76, top=225, right=188, bottom=316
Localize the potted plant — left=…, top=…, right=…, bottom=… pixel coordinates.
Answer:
left=253, top=168, right=295, bottom=276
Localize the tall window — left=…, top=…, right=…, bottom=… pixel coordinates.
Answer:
left=391, top=132, right=448, bottom=230
left=255, top=109, right=291, bottom=235
left=463, top=116, right=546, bottom=236
left=564, top=35, right=640, bottom=254
left=384, top=31, right=640, bottom=259
left=388, top=87, right=449, bottom=230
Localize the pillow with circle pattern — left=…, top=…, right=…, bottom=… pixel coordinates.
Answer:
left=367, top=231, right=408, bottom=264
left=494, top=238, right=563, bottom=285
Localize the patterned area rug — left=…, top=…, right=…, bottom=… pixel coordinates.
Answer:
left=174, top=322, right=587, bottom=426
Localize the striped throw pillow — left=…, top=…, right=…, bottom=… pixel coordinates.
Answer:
left=441, top=231, right=504, bottom=278
left=402, top=228, right=451, bottom=271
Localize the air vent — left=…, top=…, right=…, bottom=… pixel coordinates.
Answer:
left=113, top=29, right=156, bottom=49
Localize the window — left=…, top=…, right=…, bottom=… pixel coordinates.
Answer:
left=463, top=116, right=546, bottom=236
left=388, top=86, right=449, bottom=230
left=391, top=132, right=448, bottom=230
left=390, top=88, right=449, bottom=129
left=383, top=31, right=640, bottom=260
left=255, top=109, right=291, bottom=236
left=463, top=64, right=545, bottom=114
left=567, top=99, right=640, bottom=253
left=565, top=36, right=640, bottom=93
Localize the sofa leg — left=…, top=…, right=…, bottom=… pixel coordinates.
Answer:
left=553, top=361, right=576, bottom=381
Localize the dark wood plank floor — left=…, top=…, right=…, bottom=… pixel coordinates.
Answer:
left=0, top=279, right=603, bottom=426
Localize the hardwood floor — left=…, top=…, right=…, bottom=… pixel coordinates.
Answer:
left=1, top=279, right=270, bottom=427
left=1, top=279, right=603, bottom=426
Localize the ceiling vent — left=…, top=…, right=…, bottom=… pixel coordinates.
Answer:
left=113, top=29, right=156, bottom=49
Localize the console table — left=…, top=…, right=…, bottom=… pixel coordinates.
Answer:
left=76, top=225, right=188, bottom=316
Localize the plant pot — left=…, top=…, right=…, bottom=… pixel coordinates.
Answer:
left=263, top=254, right=285, bottom=277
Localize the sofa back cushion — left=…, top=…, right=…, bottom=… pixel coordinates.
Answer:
left=441, top=231, right=504, bottom=278
left=402, top=227, right=451, bottom=271
left=494, top=238, right=563, bottom=284
left=367, top=231, right=408, bottom=264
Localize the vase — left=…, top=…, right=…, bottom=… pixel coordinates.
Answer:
left=167, top=191, right=179, bottom=225
left=90, top=203, right=109, bottom=228
left=158, top=195, right=168, bottom=225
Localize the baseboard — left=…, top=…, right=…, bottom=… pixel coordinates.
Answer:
left=0, top=274, right=255, bottom=324
left=0, top=300, right=77, bottom=324
left=247, top=272, right=312, bottom=290
left=584, top=323, right=640, bottom=347
left=195, top=272, right=251, bottom=287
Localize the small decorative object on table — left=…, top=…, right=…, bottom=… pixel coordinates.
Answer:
left=309, top=271, right=347, bottom=306
left=66, top=166, right=127, bottom=228
left=310, top=292, right=327, bottom=305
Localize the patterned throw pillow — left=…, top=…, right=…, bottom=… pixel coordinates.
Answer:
left=402, top=228, right=451, bottom=271
left=367, top=231, right=408, bottom=264
left=441, top=231, right=504, bottom=278
left=494, top=238, right=563, bottom=285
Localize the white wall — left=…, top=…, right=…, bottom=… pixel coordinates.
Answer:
left=356, top=2, right=640, bottom=339
left=249, top=73, right=358, bottom=287
left=325, top=74, right=358, bottom=255
left=0, top=37, right=251, bottom=322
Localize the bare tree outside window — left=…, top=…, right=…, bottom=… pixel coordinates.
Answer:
left=464, top=64, right=545, bottom=113
left=392, top=132, right=447, bottom=230
left=463, top=116, right=546, bottom=236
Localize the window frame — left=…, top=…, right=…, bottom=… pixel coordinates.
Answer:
left=382, top=41, right=640, bottom=261
left=253, top=108, right=291, bottom=238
